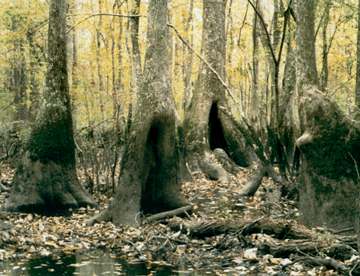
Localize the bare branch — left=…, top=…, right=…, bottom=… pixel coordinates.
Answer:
left=67, top=13, right=145, bottom=34
left=167, top=23, right=242, bottom=115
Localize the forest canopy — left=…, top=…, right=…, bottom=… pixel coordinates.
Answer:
left=0, top=0, right=358, bottom=132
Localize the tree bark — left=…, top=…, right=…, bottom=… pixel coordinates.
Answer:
left=96, top=0, right=105, bottom=123
left=355, top=0, right=360, bottom=114
left=13, top=40, right=28, bottom=125
left=27, top=31, right=41, bottom=123
left=183, top=0, right=250, bottom=184
left=295, top=0, right=320, bottom=96
left=320, top=1, right=330, bottom=92
left=183, top=0, right=194, bottom=111
left=296, top=88, right=360, bottom=230
left=250, top=0, right=260, bottom=128
left=4, top=0, right=96, bottom=214
left=87, top=0, right=190, bottom=227
left=293, top=0, right=360, bottom=230
left=129, top=0, right=142, bottom=105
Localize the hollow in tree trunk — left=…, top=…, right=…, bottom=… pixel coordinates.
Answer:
left=183, top=0, right=250, bottom=183
left=4, top=0, right=96, bottom=214
left=87, top=0, right=190, bottom=227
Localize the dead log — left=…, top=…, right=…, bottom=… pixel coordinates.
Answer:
left=145, top=205, right=193, bottom=223
left=297, top=255, right=348, bottom=273
left=254, top=233, right=356, bottom=259
left=168, top=217, right=314, bottom=239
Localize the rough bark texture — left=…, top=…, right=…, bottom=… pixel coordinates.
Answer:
left=87, top=0, right=189, bottom=227
left=183, top=0, right=250, bottom=183
left=356, top=0, right=360, bottom=112
left=4, top=0, right=96, bottom=214
left=295, top=0, right=320, bottom=95
left=297, top=87, right=360, bottom=230
left=294, top=0, right=360, bottom=230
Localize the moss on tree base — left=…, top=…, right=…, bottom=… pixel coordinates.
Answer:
left=4, top=152, right=96, bottom=215
left=297, top=87, right=360, bottom=230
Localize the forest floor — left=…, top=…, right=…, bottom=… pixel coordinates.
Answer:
left=0, top=161, right=359, bottom=275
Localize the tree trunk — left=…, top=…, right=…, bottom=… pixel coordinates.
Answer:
left=27, top=31, right=41, bottom=123
left=296, top=88, right=360, bottom=230
left=4, top=0, right=96, bottom=214
left=87, top=0, right=190, bottom=227
left=13, top=40, right=28, bottom=125
left=129, top=0, right=142, bottom=105
left=355, top=0, right=360, bottom=114
left=295, top=0, right=360, bottom=230
left=320, top=0, right=330, bottom=91
left=96, top=0, right=105, bottom=123
left=183, top=0, right=250, bottom=183
left=71, top=0, right=79, bottom=129
left=183, top=0, right=194, bottom=111
left=250, top=0, right=259, bottom=129
left=295, top=0, right=320, bottom=96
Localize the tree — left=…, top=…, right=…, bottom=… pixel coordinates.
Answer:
left=183, top=0, right=250, bottom=183
left=355, top=0, right=360, bottom=115
left=296, top=0, right=360, bottom=230
left=87, top=0, right=191, bottom=227
left=4, top=0, right=96, bottom=213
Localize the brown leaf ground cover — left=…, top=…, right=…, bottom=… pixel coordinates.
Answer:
left=0, top=161, right=359, bottom=275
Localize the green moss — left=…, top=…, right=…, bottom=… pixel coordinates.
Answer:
left=26, top=113, right=75, bottom=166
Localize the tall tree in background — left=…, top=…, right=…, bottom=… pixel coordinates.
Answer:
left=12, top=15, right=28, bottom=126
left=88, top=0, right=191, bottom=227
left=129, top=0, right=142, bottom=104
left=355, top=0, right=360, bottom=114
left=183, top=0, right=250, bottom=183
left=296, top=0, right=360, bottom=230
left=4, top=0, right=96, bottom=213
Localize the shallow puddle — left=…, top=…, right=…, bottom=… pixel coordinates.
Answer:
left=0, top=252, right=223, bottom=276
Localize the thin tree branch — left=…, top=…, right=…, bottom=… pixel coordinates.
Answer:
left=167, top=23, right=243, bottom=116
left=247, top=0, right=277, bottom=64
left=67, top=13, right=145, bottom=34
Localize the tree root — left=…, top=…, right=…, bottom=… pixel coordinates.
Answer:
left=238, top=163, right=267, bottom=197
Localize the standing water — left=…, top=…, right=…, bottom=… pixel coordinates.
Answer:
left=0, top=252, right=222, bottom=275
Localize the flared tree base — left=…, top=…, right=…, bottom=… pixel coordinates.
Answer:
left=4, top=152, right=97, bottom=215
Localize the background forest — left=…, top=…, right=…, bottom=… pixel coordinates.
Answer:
left=0, top=0, right=359, bottom=184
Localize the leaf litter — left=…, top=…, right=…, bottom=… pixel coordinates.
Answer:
left=0, top=162, right=359, bottom=275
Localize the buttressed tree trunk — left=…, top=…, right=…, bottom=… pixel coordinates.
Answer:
left=87, top=0, right=190, bottom=227
left=295, top=0, right=360, bottom=230
left=183, top=0, right=250, bottom=183
left=296, top=88, right=360, bottom=229
left=4, top=0, right=96, bottom=214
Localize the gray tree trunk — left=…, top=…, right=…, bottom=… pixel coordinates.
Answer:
left=296, top=0, right=360, bottom=230
left=4, top=0, right=96, bottom=214
left=183, top=0, right=250, bottom=184
left=295, top=0, right=319, bottom=95
left=87, top=0, right=190, bottom=227
left=13, top=40, right=28, bottom=125
left=251, top=0, right=259, bottom=128
left=355, top=0, right=360, bottom=113
left=320, top=0, right=330, bottom=91
left=27, top=30, right=41, bottom=123
left=183, top=0, right=194, bottom=111
left=129, top=0, right=142, bottom=106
